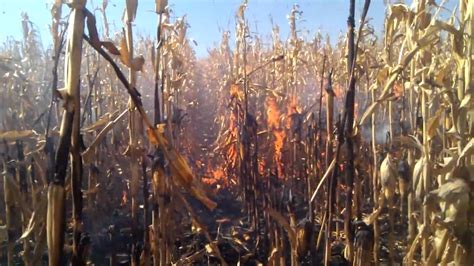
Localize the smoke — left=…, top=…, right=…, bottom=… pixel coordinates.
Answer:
left=360, top=119, right=391, bottom=145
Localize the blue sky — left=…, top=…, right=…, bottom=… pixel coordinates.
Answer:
left=0, top=0, right=387, bottom=57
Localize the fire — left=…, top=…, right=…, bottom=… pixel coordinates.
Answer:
left=273, top=129, right=286, bottom=178
left=230, top=83, right=244, bottom=101
left=213, top=168, right=225, bottom=180
left=264, top=95, right=290, bottom=178
left=202, top=166, right=227, bottom=187
left=266, top=96, right=281, bottom=129
left=258, top=158, right=265, bottom=176
left=227, top=111, right=239, bottom=167
left=121, top=190, right=128, bottom=206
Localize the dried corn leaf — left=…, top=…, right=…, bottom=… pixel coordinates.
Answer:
left=117, top=35, right=144, bottom=71
left=82, top=111, right=118, bottom=132
left=393, top=135, right=423, bottom=152
left=427, top=108, right=444, bottom=141
left=156, top=0, right=168, bottom=14
left=148, top=127, right=216, bottom=210
left=125, top=0, right=138, bottom=22
left=82, top=110, right=127, bottom=164
left=433, top=155, right=458, bottom=176
left=19, top=190, right=47, bottom=241
left=5, top=173, right=32, bottom=219
left=0, top=130, right=35, bottom=142
left=130, top=56, right=145, bottom=71
left=267, top=207, right=296, bottom=246
left=457, top=138, right=474, bottom=165
left=429, top=178, right=469, bottom=202
left=413, top=157, right=427, bottom=200
left=119, top=36, right=131, bottom=67
left=459, top=93, right=473, bottom=109
left=310, top=158, right=336, bottom=202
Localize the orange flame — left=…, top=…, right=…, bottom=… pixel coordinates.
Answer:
left=274, top=129, right=286, bottom=178
left=258, top=158, right=266, bottom=176
left=230, top=83, right=244, bottom=101
left=203, top=167, right=226, bottom=184
left=285, top=94, right=301, bottom=129
left=266, top=96, right=281, bottom=129
left=227, top=112, right=239, bottom=167
left=121, top=190, right=128, bottom=206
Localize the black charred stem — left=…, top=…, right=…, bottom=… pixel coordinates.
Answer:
left=82, top=35, right=142, bottom=105
left=343, top=0, right=356, bottom=261
left=49, top=108, right=74, bottom=265
left=70, top=68, right=85, bottom=265
left=142, top=154, right=150, bottom=264
left=53, top=111, right=74, bottom=186
left=313, top=55, right=326, bottom=220
left=16, top=140, right=31, bottom=264
left=325, top=114, right=343, bottom=266
left=154, top=11, right=163, bottom=126
left=16, top=141, right=27, bottom=193
left=152, top=9, right=166, bottom=265
left=45, top=23, right=68, bottom=184
left=71, top=143, right=85, bottom=265
left=343, top=0, right=371, bottom=262
left=81, top=67, right=99, bottom=125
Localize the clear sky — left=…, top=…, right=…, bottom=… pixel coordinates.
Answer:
left=0, top=0, right=387, bottom=58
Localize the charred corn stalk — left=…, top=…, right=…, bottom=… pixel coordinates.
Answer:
left=343, top=0, right=356, bottom=261
left=17, top=141, right=31, bottom=265
left=47, top=0, right=86, bottom=264
left=324, top=69, right=334, bottom=266
left=151, top=3, right=168, bottom=264
left=3, top=161, right=14, bottom=266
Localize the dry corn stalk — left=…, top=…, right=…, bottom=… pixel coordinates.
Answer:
left=47, top=0, right=86, bottom=264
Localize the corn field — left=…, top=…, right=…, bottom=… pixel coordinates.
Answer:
left=0, top=0, right=473, bottom=265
